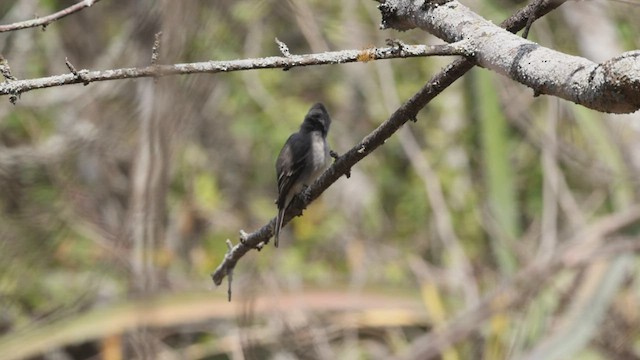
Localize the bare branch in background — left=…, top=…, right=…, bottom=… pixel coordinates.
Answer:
left=402, top=205, right=640, bottom=359
left=0, top=122, right=97, bottom=176
left=0, top=0, right=103, bottom=33
left=0, top=56, right=18, bottom=104
left=0, top=41, right=471, bottom=99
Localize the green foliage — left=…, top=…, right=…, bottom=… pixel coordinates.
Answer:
left=473, top=68, right=519, bottom=274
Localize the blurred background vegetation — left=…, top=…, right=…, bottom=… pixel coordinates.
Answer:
left=1, top=0, right=640, bottom=359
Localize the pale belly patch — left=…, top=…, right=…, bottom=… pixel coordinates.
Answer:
left=305, top=131, right=329, bottom=184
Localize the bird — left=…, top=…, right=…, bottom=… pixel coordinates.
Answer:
left=274, top=103, right=332, bottom=247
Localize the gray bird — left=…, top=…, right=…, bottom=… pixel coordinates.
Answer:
left=274, top=103, right=332, bottom=247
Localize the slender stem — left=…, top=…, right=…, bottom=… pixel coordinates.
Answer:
left=0, top=0, right=103, bottom=33
left=0, top=42, right=469, bottom=98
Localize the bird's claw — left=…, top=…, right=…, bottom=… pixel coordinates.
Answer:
left=329, top=150, right=351, bottom=178
left=300, top=185, right=312, bottom=203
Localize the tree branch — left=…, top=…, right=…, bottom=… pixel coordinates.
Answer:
left=210, top=0, right=569, bottom=293
left=379, top=0, right=640, bottom=114
left=0, top=42, right=470, bottom=100
left=0, top=0, right=103, bottom=33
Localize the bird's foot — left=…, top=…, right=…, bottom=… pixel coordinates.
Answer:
left=329, top=150, right=351, bottom=178
left=300, top=185, right=312, bottom=203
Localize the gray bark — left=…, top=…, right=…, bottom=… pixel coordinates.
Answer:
left=379, top=0, right=640, bottom=114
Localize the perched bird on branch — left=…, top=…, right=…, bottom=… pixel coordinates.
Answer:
left=274, top=103, right=332, bottom=247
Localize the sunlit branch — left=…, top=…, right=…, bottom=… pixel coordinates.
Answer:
left=0, top=41, right=471, bottom=100
left=378, top=0, right=640, bottom=114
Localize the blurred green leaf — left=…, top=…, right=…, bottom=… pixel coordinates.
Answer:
left=474, top=69, right=519, bottom=274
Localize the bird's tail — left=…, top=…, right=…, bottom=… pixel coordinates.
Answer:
left=274, top=207, right=286, bottom=248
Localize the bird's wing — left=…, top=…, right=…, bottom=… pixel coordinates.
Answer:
left=276, top=132, right=310, bottom=209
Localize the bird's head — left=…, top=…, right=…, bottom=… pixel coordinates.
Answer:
left=301, top=103, right=331, bottom=136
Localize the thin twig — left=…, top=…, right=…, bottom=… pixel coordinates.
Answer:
left=0, top=0, right=103, bottom=33
left=275, top=38, right=291, bottom=57
left=0, top=56, right=17, bottom=81
left=0, top=41, right=470, bottom=99
left=151, top=32, right=163, bottom=66
left=151, top=32, right=163, bottom=84
left=0, top=56, right=19, bottom=104
left=224, top=240, right=234, bottom=301
left=522, top=0, right=546, bottom=38
left=65, top=57, right=89, bottom=85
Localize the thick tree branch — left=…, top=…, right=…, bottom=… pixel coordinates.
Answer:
left=0, top=0, right=102, bottom=33
left=211, top=0, right=569, bottom=291
left=0, top=42, right=470, bottom=100
left=379, top=0, right=640, bottom=114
